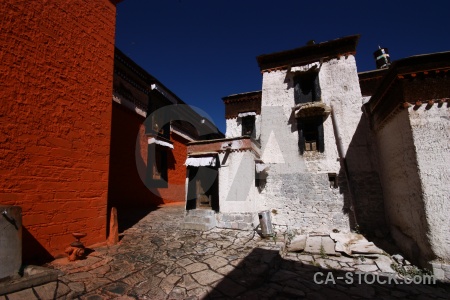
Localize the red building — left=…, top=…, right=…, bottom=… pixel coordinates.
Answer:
left=0, top=1, right=221, bottom=264
left=0, top=0, right=118, bottom=263
left=109, top=48, right=223, bottom=212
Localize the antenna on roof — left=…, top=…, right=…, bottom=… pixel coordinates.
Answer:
left=373, top=46, right=391, bottom=69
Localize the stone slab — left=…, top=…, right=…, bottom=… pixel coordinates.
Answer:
left=203, top=256, right=228, bottom=270
left=321, top=236, right=338, bottom=256
left=374, top=255, right=396, bottom=273
left=335, top=241, right=351, bottom=256
left=304, top=236, right=322, bottom=254
left=33, top=281, right=57, bottom=300
left=184, top=263, right=208, bottom=274
left=349, top=242, right=383, bottom=255
left=191, top=270, right=223, bottom=286
left=353, top=264, right=379, bottom=272
left=5, top=288, right=38, bottom=300
left=177, top=258, right=194, bottom=267
left=0, top=269, right=59, bottom=296
left=329, top=232, right=368, bottom=246
left=287, top=235, right=307, bottom=252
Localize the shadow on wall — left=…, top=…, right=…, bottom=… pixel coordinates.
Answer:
left=107, top=103, right=166, bottom=235
left=341, top=114, right=387, bottom=234
left=207, top=248, right=450, bottom=298
left=167, top=149, right=176, bottom=171
left=107, top=103, right=165, bottom=210
left=337, top=167, right=354, bottom=228
left=22, top=227, right=53, bottom=265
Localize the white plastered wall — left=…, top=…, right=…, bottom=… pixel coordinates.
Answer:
left=260, top=69, right=306, bottom=173
left=257, top=56, right=364, bottom=231
left=259, top=56, right=363, bottom=175
left=218, top=150, right=260, bottom=213
left=376, top=109, right=432, bottom=263
left=319, top=56, right=363, bottom=156
left=409, top=105, right=450, bottom=263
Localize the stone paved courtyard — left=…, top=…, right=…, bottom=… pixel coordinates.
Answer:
left=16, top=203, right=449, bottom=299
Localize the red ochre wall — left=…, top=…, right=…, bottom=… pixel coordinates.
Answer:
left=0, top=0, right=117, bottom=262
left=163, top=132, right=189, bottom=203
left=108, top=103, right=188, bottom=210
left=108, top=103, right=159, bottom=209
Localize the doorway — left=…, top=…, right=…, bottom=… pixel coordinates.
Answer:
left=186, top=166, right=219, bottom=212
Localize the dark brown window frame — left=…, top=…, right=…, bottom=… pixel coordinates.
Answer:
left=297, top=116, right=324, bottom=154
left=145, top=143, right=168, bottom=188
left=293, top=70, right=320, bottom=104
left=241, top=115, right=255, bottom=138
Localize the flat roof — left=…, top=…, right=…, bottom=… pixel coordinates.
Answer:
left=256, top=35, right=360, bottom=72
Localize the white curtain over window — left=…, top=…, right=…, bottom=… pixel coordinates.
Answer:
left=255, top=162, right=268, bottom=172
left=185, top=156, right=217, bottom=167
left=238, top=111, right=256, bottom=118
left=148, top=137, right=174, bottom=149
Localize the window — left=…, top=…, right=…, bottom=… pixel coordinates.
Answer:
left=297, top=117, right=324, bottom=154
left=328, top=173, right=338, bottom=189
left=255, top=163, right=267, bottom=191
left=149, top=112, right=170, bottom=140
left=146, top=144, right=168, bottom=188
left=146, top=94, right=171, bottom=140
left=242, top=115, right=255, bottom=137
left=152, top=145, right=163, bottom=180
left=294, top=71, right=320, bottom=104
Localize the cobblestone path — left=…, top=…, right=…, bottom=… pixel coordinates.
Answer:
left=44, top=204, right=449, bottom=299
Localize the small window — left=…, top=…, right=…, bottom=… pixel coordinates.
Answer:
left=303, top=121, right=318, bottom=151
left=146, top=144, right=168, bottom=188
left=151, top=113, right=170, bottom=140
left=146, top=97, right=171, bottom=140
left=294, top=71, right=320, bottom=104
left=242, top=115, right=255, bottom=137
left=152, top=146, right=163, bottom=180
left=298, top=117, right=324, bottom=154
left=328, top=173, right=338, bottom=189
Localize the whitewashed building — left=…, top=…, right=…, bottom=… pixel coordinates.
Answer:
left=184, top=35, right=450, bottom=279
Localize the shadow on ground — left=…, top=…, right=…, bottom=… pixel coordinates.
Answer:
left=206, top=248, right=450, bottom=300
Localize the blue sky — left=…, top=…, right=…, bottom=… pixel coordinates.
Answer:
left=115, top=0, right=449, bottom=133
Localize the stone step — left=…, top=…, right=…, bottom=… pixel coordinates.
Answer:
left=185, top=209, right=216, bottom=217
left=182, top=209, right=217, bottom=231
left=184, top=216, right=215, bottom=224
left=217, top=221, right=254, bottom=230
left=182, top=222, right=215, bottom=231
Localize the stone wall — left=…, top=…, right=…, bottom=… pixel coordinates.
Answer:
left=261, top=172, right=350, bottom=233
left=0, top=0, right=117, bottom=261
